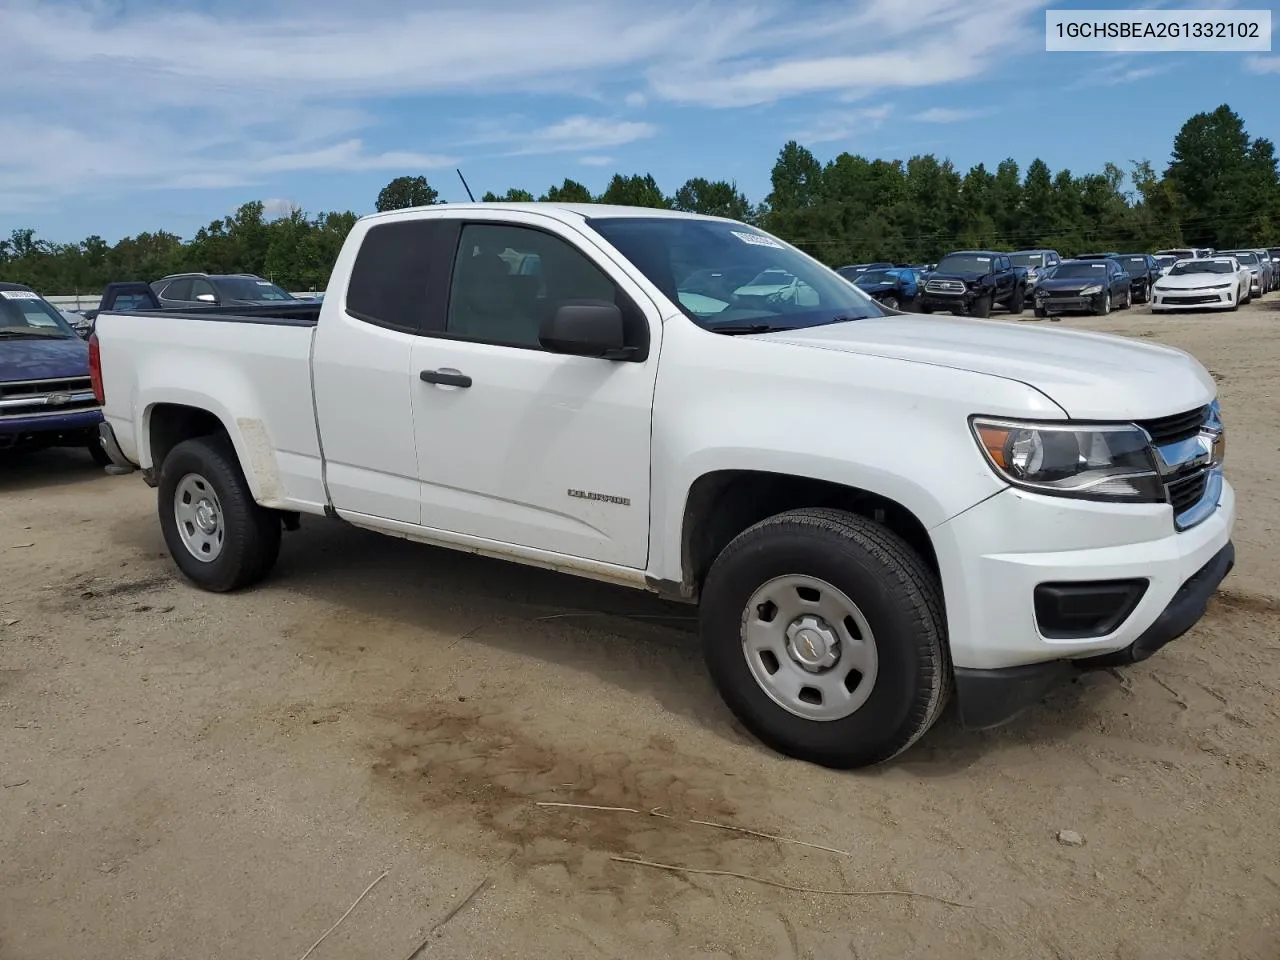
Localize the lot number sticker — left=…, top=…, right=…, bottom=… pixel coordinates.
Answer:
left=0, top=290, right=41, bottom=300
left=731, top=230, right=785, bottom=249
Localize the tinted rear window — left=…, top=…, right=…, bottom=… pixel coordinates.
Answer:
left=346, top=219, right=458, bottom=332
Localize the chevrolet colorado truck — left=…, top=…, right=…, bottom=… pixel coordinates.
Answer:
left=90, top=203, right=1235, bottom=769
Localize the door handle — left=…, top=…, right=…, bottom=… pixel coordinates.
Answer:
left=420, top=368, right=472, bottom=388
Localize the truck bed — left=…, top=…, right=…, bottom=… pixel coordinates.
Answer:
left=94, top=306, right=325, bottom=511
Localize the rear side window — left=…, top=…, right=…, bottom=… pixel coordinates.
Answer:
left=161, top=277, right=193, bottom=301
left=346, top=219, right=458, bottom=333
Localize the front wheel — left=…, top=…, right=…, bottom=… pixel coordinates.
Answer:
left=699, top=508, right=951, bottom=768
left=1094, top=290, right=1112, bottom=316
left=880, top=294, right=900, bottom=311
left=87, top=433, right=112, bottom=467
left=969, top=295, right=992, bottom=319
left=157, top=435, right=282, bottom=592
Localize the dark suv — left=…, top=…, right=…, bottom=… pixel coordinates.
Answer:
left=151, top=273, right=296, bottom=309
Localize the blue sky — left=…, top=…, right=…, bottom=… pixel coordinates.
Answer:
left=2, top=0, right=1276, bottom=243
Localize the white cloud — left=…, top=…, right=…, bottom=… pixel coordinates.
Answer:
left=579, top=156, right=615, bottom=166
left=459, top=116, right=657, bottom=155
left=261, top=199, right=299, bottom=220
left=0, top=0, right=1051, bottom=212
left=794, top=105, right=893, bottom=145
left=1245, top=56, right=1280, bottom=74
left=912, top=107, right=989, bottom=123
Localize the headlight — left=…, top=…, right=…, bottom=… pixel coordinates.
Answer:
left=1079, top=285, right=1103, bottom=295
left=971, top=418, right=1164, bottom=502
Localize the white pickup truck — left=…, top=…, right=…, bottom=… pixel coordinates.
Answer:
left=90, top=203, right=1235, bottom=768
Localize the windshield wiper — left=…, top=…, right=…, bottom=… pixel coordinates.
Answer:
left=829, top=313, right=876, bottom=322
left=708, top=322, right=795, bottom=335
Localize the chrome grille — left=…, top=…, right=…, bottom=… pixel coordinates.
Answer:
left=925, top=279, right=965, bottom=295
left=0, top=376, right=99, bottom=420
left=1166, top=469, right=1209, bottom=514
left=1137, top=405, right=1209, bottom=445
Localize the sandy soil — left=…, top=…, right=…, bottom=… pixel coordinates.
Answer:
left=2, top=298, right=1278, bottom=960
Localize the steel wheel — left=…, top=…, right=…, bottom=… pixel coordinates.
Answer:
left=740, top=574, right=879, bottom=722
left=173, top=472, right=225, bottom=562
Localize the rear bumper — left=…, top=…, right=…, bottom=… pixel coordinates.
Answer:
left=954, top=541, right=1235, bottom=728
left=97, top=420, right=137, bottom=473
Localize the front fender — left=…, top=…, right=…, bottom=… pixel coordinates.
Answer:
left=646, top=318, right=1058, bottom=585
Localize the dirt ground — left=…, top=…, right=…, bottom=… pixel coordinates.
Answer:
left=3, top=298, right=1278, bottom=960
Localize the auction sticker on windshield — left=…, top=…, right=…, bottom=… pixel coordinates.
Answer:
left=0, top=290, right=41, bottom=300
left=731, top=230, right=784, bottom=249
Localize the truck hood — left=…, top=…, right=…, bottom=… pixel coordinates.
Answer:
left=760, top=315, right=1215, bottom=420
left=0, top=335, right=90, bottom=382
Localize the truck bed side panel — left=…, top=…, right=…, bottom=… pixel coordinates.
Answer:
left=96, top=311, right=323, bottom=510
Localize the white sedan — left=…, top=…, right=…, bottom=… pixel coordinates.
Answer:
left=1150, top=257, right=1251, bottom=313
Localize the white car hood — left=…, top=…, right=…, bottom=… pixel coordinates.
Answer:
left=1155, top=273, right=1237, bottom=290
left=760, top=315, right=1216, bottom=420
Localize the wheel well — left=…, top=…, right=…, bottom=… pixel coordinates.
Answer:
left=679, top=470, right=939, bottom=599
left=148, top=403, right=227, bottom=471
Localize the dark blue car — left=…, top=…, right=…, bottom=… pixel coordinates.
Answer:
left=851, top=267, right=919, bottom=311
left=1, top=282, right=108, bottom=464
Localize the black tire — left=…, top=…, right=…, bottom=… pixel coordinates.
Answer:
left=880, top=294, right=900, bottom=311
left=1093, top=289, right=1112, bottom=316
left=969, top=295, right=992, bottom=319
left=157, top=435, right=282, bottom=592
left=1008, top=285, right=1025, bottom=315
left=699, top=508, right=951, bottom=769
left=919, top=303, right=934, bottom=314
left=88, top=434, right=112, bottom=467
left=1033, top=306, right=1047, bottom=319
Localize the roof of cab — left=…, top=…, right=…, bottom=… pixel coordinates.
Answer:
left=360, top=202, right=743, bottom=226
left=0, top=281, right=35, bottom=291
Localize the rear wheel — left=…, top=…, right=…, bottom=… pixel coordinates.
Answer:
left=157, top=435, right=282, bottom=592
left=699, top=508, right=951, bottom=768
left=880, top=294, right=900, bottom=311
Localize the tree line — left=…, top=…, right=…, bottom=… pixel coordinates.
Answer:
left=2, top=104, right=1275, bottom=295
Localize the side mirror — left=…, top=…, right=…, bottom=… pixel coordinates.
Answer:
left=195, top=293, right=217, bottom=304
left=539, top=300, right=632, bottom=360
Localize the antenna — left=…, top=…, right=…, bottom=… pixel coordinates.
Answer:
left=456, top=168, right=476, bottom=202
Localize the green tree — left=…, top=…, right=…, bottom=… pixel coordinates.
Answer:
left=540, top=178, right=593, bottom=203
left=375, top=175, right=440, bottom=212
left=597, top=173, right=670, bottom=208
left=481, top=188, right=535, bottom=202
left=672, top=178, right=752, bottom=220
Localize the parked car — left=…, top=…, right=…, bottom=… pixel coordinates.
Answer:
left=1033, top=257, right=1132, bottom=317
left=1249, top=249, right=1274, bottom=293
left=1150, top=256, right=1251, bottom=313
left=1009, top=249, right=1063, bottom=298
left=0, top=282, right=108, bottom=463
left=59, top=309, right=93, bottom=338
left=1219, top=250, right=1268, bottom=298
left=1152, top=254, right=1179, bottom=276
left=850, top=267, right=918, bottom=311
left=1076, top=252, right=1122, bottom=260
left=90, top=203, right=1234, bottom=769
left=1115, top=253, right=1162, bottom=304
left=151, top=273, right=297, bottom=309
left=1155, top=248, right=1198, bottom=264
left=836, top=263, right=895, bottom=280
left=918, top=250, right=1024, bottom=317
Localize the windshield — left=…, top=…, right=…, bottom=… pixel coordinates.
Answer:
left=1170, top=260, right=1233, bottom=276
left=1154, top=255, right=1177, bottom=268
left=1009, top=253, right=1045, bottom=268
left=1122, top=256, right=1150, bottom=275
left=220, top=278, right=294, bottom=301
left=1049, top=262, right=1110, bottom=279
left=1228, top=252, right=1258, bottom=265
left=587, top=217, right=885, bottom=330
left=0, top=289, right=77, bottom=337
left=935, top=254, right=994, bottom=275
left=855, top=270, right=899, bottom=284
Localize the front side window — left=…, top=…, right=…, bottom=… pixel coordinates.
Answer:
left=190, top=278, right=216, bottom=301
left=588, top=216, right=884, bottom=332
left=218, top=277, right=294, bottom=301
left=446, top=223, right=622, bottom=348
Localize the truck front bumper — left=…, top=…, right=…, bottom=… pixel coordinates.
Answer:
left=919, top=293, right=972, bottom=314
left=932, top=479, right=1236, bottom=728
left=0, top=408, right=103, bottom=451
